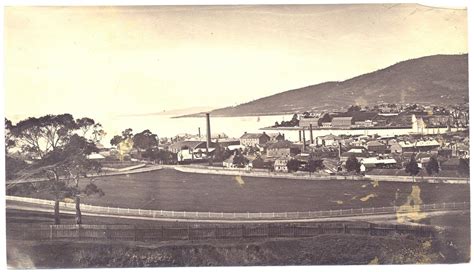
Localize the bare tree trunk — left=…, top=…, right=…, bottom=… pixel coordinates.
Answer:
left=75, top=195, right=82, bottom=225
left=54, top=199, right=60, bottom=225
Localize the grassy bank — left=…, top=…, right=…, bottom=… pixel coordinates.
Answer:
left=7, top=233, right=466, bottom=268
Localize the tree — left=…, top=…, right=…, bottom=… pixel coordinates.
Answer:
left=110, top=135, right=123, bottom=147
left=345, top=155, right=361, bottom=173
left=458, top=158, right=469, bottom=177
left=9, top=114, right=105, bottom=224
left=287, top=159, right=301, bottom=172
left=132, top=129, right=158, bottom=157
left=76, top=117, right=95, bottom=136
left=121, top=128, right=133, bottom=139
left=91, top=123, right=106, bottom=143
left=405, top=155, right=420, bottom=182
left=426, top=157, right=439, bottom=176
left=252, top=156, right=265, bottom=169
left=232, top=152, right=249, bottom=168
left=11, top=114, right=77, bottom=159
left=5, top=118, right=16, bottom=152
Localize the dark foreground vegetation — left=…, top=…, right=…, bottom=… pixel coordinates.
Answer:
left=7, top=232, right=468, bottom=268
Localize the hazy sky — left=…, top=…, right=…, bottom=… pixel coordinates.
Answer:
left=4, top=4, right=467, bottom=121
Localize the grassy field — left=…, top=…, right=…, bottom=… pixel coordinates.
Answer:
left=12, top=169, right=470, bottom=213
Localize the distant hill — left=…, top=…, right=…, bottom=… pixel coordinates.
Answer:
left=182, top=54, right=468, bottom=117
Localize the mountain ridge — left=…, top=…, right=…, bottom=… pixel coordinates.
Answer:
left=177, top=54, right=468, bottom=118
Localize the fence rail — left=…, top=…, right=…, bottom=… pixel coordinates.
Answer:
left=6, top=195, right=470, bottom=221
left=6, top=222, right=435, bottom=242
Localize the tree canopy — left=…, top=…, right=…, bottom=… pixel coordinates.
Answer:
left=6, top=114, right=105, bottom=224
left=345, top=155, right=361, bottom=173
left=426, top=157, right=439, bottom=176
left=405, top=155, right=420, bottom=181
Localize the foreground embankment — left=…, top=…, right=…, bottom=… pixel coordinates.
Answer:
left=7, top=232, right=468, bottom=268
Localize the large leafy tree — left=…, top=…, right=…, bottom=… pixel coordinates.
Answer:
left=11, top=114, right=77, bottom=159
left=405, top=155, right=420, bottom=182
left=307, top=152, right=324, bottom=175
left=132, top=129, right=158, bottom=156
left=458, top=158, right=469, bottom=177
left=7, top=114, right=105, bottom=224
left=345, top=155, right=361, bottom=173
left=426, top=157, right=440, bottom=176
left=232, top=150, right=249, bottom=168
left=287, top=159, right=301, bottom=172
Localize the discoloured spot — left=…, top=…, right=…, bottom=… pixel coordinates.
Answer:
left=371, top=180, right=379, bottom=187
left=235, top=176, right=245, bottom=187
left=331, top=200, right=344, bottom=205
left=396, top=185, right=427, bottom=223
left=368, top=256, right=379, bottom=264
left=360, top=193, right=377, bottom=202
left=117, top=138, right=134, bottom=161
left=422, top=240, right=431, bottom=249
left=63, top=197, right=74, bottom=203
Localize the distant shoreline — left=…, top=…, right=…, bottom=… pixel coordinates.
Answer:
left=172, top=111, right=297, bottom=118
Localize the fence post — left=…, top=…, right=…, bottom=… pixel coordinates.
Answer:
left=138, top=209, right=141, bottom=215
left=153, top=211, right=156, bottom=218
left=50, top=225, right=54, bottom=240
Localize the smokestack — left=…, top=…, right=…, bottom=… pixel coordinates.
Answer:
left=302, top=128, right=306, bottom=152
left=309, top=124, right=314, bottom=144
left=206, top=113, right=211, bottom=163
left=198, top=127, right=201, bottom=138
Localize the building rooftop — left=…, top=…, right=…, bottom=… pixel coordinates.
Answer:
left=240, top=132, right=268, bottom=139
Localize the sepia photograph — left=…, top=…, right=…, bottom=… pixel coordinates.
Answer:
left=2, top=0, right=471, bottom=269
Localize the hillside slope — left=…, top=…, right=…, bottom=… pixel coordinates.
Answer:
left=204, top=54, right=468, bottom=117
